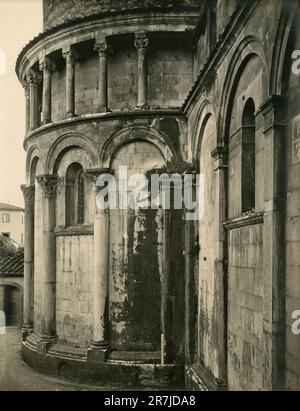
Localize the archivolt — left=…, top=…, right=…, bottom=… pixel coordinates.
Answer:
left=217, top=36, right=269, bottom=146
left=45, top=132, right=98, bottom=174
left=26, top=144, right=43, bottom=184
left=191, top=99, right=216, bottom=161
left=100, top=125, right=179, bottom=169
left=270, top=3, right=297, bottom=95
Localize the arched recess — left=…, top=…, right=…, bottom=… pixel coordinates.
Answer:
left=46, top=132, right=98, bottom=175
left=192, top=99, right=216, bottom=161
left=53, top=146, right=95, bottom=228
left=0, top=283, right=23, bottom=327
left=270, top=2, right=297, bottom=95
left=26, top=145, right=43, bottom=184
left=217, top=36, right=269, bottom=147
left=100, top=126, right=179, bottom=170
left=194, top=108, right=222, bottom=380
left=222, top=40, right=268, bottom=390
left=52, top=144, right=95, bottom=344
left=107, top=134, right=185, bottom=360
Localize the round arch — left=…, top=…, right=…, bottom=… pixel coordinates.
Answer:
left=270, top=3, right=297, bottom=95
left=100, top=125, right=179, bottom=169
left=191, top=99, right=216, bottom=162
left=46, top=132, right=99, bottom=174
left=26, top=145, right=43, bottom=184
left=0, top=281, right=23, bottom=327
left=217, top=36, right=269, bottom=146
left=0, top=281, right=23, bottom=292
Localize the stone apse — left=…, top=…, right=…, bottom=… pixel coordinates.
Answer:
left=16, top=0, right=300, bottom=390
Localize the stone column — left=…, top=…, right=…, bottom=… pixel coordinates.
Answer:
left=152, top=169, right=172, bottom=364
left=39, top=57, right=55, bottom=124
left=211, top=146, right=228, bottom=387
left=27, top=70, right=41, bottom=130
left=183, top=169, right=198, bottom=365
left=94, top=40, right=111, bottom=112
left=135, top=32, right=149, bottom=109
left=63, top=48, right=78, bottom=118
left=36, top=174, right=57, bottom=342
left=21, top=184, right=35, bottom=339
left=260, top=95, right=286, bottom=390
left=162, top=205, right=171, bottom=363
left=86, top=169, right=113, bottom=361
left=24, top=84, right=30, bottom=133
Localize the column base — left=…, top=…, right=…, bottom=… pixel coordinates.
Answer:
left=22, top=340, right=183, bottom=387
left=21, top=326, right=33, bottom=341
left=64, top=112, right=77, bottom=119
left=135, top=104, right=149, bottom=110
left=98, top=106, right=111, bottom=113
left=37, top=335, right=57, bottom=353
left=87, top=342, right=111, bottom=363
left=42, top=119, right=51, bottom=125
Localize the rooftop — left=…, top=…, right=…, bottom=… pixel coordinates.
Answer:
left=0, top=237, right=24, bottom=277
left=0, top=203, right=24, bottom=212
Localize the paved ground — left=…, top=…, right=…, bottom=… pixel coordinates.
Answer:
left=0, top=327, right=127, bottom=391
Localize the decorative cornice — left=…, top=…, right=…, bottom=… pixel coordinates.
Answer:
left=16, top=12, right=199, bottom=84
left=23, top=108, right=185, bottom=151
left=54, top=225, right=94, bottom=236
left=36, top=174, right=58, bottom=198
left=223, top=211, right=264, bottom=230
left=43, top=2, right=203, bottom=32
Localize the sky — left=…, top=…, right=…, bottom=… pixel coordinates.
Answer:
left=0, top=0, right=42, bottom=208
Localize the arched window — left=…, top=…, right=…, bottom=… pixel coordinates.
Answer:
left=77, top=170, right=85, bottom=224
left=241, top=98, right=256, bottom=213
left=65, top=163, right=85, bottom=226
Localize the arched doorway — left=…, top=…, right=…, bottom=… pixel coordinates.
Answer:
left=0, top=285, right=22, bottom=327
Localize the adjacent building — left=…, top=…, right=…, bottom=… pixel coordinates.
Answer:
left=0, top=203, right=24, bottom=246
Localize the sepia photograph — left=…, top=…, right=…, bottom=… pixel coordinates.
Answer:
left=0, top=0, right=299, bottom=396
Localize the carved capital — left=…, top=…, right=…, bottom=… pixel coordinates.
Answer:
left=134, top=33, right=149, bottom=51
left=211, top=146, right=226, bottom=160
left=36, top=175, right=58, bottom=198
left=26, top=69, right=42, bottom=86
left=21, top=184, right=35, bottom=205
left=211, top=146, right=228, bottom=169
left=85, top=168, right=114, bottom=184
left=94, top=41, right=112, bottom=57
left=62, top=48, right=79, bottom=64
left=39, top=57, right=56, bottom=73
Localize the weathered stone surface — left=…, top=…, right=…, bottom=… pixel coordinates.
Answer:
left=16, top=0, right=300, bottom=391
left=43, top=0, right=203, bottom=30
